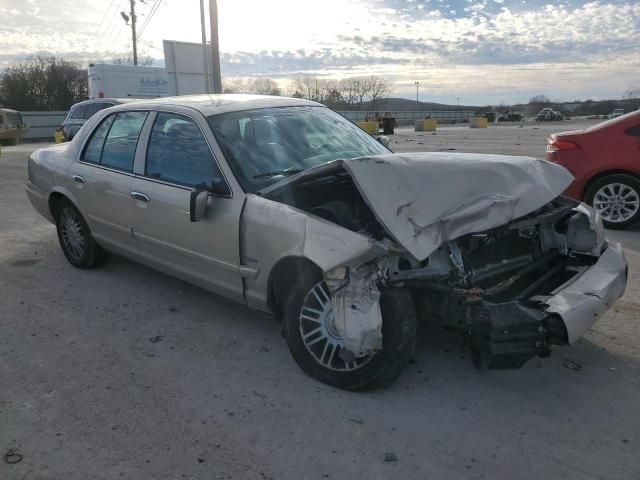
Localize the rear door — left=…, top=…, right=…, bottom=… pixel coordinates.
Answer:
left=129, top=110, right=245, bottom=302
left=70, top=110, right=149, bottom=256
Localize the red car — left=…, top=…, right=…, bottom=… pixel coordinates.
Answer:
left=546, top=110, right=640, bottom=229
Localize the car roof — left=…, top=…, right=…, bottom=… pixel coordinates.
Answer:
left=585, top=109, right=640, bottom=132
left=113, top=94, right=322, bottom=116
left=71, top=98, right=130, bottom=108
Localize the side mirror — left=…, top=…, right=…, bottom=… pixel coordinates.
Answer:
left=376, top=135, right=390, bottom=147
left=190, top=185, right=210, bottom=222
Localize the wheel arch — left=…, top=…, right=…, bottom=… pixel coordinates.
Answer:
left=48, top=188, right=79, bottom=219
left=267, top=256, right=322, bottom=320
left=582, top=169, right=640, bottom=199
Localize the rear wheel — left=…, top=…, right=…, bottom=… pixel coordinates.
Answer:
left=55, top=198, right=109, bottom=268
left=585, top=174, right=640, bottom=229
left=283, top=267, right=417, bottom=390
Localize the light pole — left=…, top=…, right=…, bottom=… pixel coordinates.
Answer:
left=209, top=0, right=222, bottom=93
left=200, top=0, right=210, bottom=93
left=456, top=97, right=461, bottom=110
left=414, top=81, right=420, bottom=108
left=120, top=0, right=138, bottom=65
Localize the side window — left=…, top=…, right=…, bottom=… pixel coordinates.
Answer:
left=83, top=114, right=116, bottom=163
left=145, top=112, right=228, bottom=192
left=71, top=105, right=86, bottom=119
left=625, top=124, right=640, bottom=137
left=101, top=111, right=148, bottom=172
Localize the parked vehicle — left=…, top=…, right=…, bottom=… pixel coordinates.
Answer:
left=57, top=99, right=125, bottom=141
left=609, top=108, right=624, bottom=119
left=26, top=95, right=627, bottom=390
left=536, top=108, right=563, bottom=122
left=496, top=111, right=523, bottom=122
left=88, top=63, right=171, bottom=99
left=546, top=110, right=640, bottom=228
left=0, top=108, right=29, bottom=145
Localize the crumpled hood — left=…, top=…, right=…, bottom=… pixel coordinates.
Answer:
left=343, top=152, right=574, bottom=260
left=262, top=152, right=574, bottom=261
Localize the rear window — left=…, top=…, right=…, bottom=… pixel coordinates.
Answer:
left=83, top=103, right=103, bottom=119
left=625, top=124, right=640, bottom=137
left=71, top=105, right=87, bottom=119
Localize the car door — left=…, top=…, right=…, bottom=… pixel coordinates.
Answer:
left=129, top=110, right=245, bottom=302
left=70, top=110, right=149, bottom=256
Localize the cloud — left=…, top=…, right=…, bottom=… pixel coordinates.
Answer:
left=0, top=0, right=638, bottom=103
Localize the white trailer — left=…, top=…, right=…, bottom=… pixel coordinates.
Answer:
left=87, top=63, right=173, bottom=99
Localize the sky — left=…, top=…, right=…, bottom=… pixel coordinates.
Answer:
left=1, top=0, right=638, bottom=105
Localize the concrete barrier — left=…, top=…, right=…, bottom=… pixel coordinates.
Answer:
left=415, top=119, right=437, bottom=132
left=471, top=117, right=488, bottom=128
left=356, top=121, right=379, bottom=135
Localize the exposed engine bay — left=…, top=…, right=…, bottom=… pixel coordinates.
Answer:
left=262, top=155, right=626, bottom=369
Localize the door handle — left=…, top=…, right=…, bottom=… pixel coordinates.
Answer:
left=73, top=175, right=85, bottom=184
left=131, top=191, right=150, bottom=203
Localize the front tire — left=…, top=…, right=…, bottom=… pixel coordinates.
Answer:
left=55, top=198, right=109, bottom=268
left=585, top=174, right=640, bottom=229
left=283, top=267, right=417, bottom=390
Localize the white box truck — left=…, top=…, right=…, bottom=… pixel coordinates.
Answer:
left=87, top=63, right=173, bottom=99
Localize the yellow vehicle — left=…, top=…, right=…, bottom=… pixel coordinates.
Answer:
left=0, top=108, right=29, bottom=145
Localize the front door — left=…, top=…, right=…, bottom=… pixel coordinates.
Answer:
left=130, top=111, right=245, bottom=302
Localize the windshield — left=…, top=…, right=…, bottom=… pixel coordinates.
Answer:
left=207, top=106, right=388, bottom=192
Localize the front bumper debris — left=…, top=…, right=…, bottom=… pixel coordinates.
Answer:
left=469, top=242, right=627, bottom=369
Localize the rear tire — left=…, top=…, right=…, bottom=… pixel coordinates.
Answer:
left=585, top=174, right=640, bottom=229
left=283, top=267, right=417, bottom=390
left=55, top=198, right=109, bottom=269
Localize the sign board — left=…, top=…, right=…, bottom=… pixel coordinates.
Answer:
left=163, top=40, right=212, bottom=95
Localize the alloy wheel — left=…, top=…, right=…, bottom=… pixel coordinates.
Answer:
left=298, top=282, right=373, bottom=372
left=592, top=183, right=640, bottom=223
left=59, top=207, right=86, bottom=260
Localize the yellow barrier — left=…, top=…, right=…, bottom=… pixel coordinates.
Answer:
left=54, top=131, right=65, bottom=143
left=356, top=121, right=379, bottom=135
left=414, top=119, right=437, bottom=132
left=471, top=117, right=488, bottom=128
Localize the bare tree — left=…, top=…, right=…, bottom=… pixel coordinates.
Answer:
left=623, top=86, right=640, bottom=99
left=366, top=76, right=391, bottom=109
left=247, top=78, right=281, bottom=96
left=0, top=55, right=87, bottom=110
left=222, top=77, right=247, bottom=93
left=111, top=54, right=155, bottom=66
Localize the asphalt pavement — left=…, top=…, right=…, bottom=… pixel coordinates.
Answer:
left=1, top=131, right=639, bottom=479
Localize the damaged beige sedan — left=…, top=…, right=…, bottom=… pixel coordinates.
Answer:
left=26, top=95, right=628, bottom=390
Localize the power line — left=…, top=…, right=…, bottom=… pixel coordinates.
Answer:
left=137, top=0, right=163, bottom=39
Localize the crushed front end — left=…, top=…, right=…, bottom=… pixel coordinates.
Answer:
left=386, top=197, right=627, bottom=368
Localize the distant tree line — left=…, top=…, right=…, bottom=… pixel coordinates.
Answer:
left=0, top=56, right=87, bottom=111
left=223, top=75, right=392, bottom=110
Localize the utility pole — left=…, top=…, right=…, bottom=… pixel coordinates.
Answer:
left=121, top=0, right=138, bottom=65
left=200, top=0, right=210, bottom=93
left=414, top=81, right=420, bottom=108
left=209, top=0, right=222, bottom=93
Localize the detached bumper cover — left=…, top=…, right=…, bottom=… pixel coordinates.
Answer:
left=545, top=241, right=627, bottom=343
left=470, top=242, right=627, bottom=369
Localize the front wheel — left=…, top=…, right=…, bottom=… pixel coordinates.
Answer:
left=283, top=267, right=417, bottom=390
left=585, top=174, right=640, bottom=229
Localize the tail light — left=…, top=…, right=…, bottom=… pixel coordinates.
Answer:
left=547, top=136, right=579, bottom=153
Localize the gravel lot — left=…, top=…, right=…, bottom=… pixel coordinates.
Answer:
left=2, top=123, right=639, bottom=479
